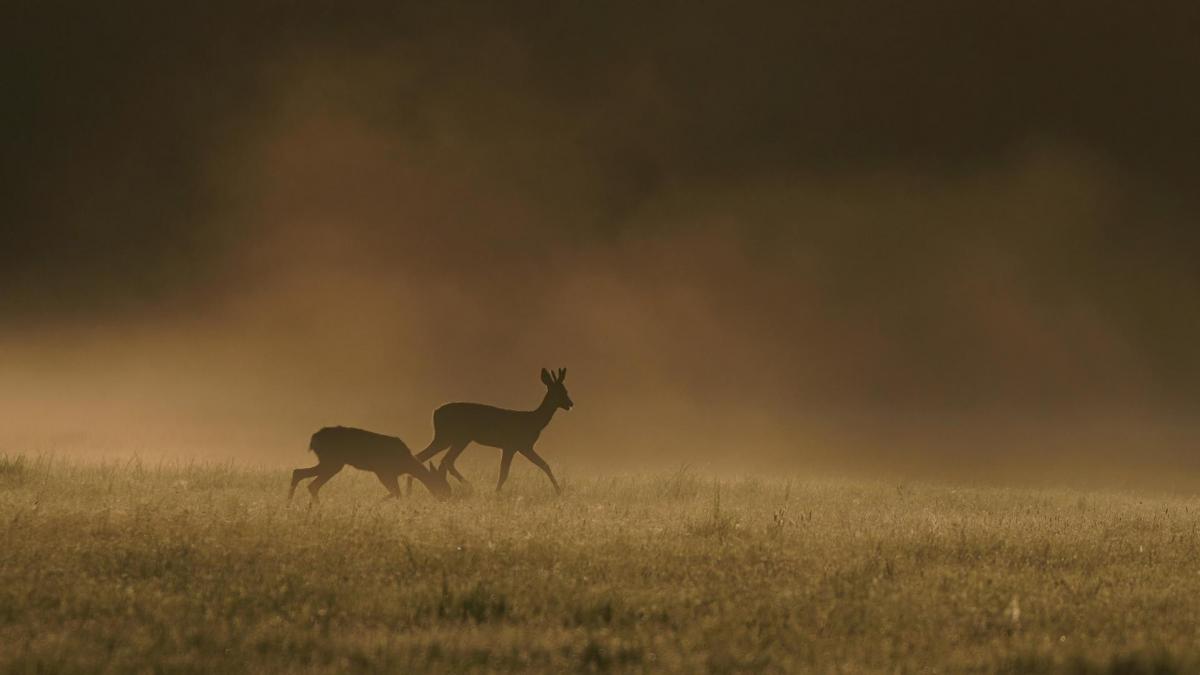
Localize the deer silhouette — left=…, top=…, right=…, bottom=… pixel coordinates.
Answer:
left=409, top=368, right=572, bottom=494
left=290, top=426, right=451, bottom=503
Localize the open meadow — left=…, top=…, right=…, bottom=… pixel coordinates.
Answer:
left=2, top=454, right=1200, bottom=674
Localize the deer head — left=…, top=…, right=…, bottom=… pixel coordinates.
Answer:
left=540, top=368, right=573, bottom=410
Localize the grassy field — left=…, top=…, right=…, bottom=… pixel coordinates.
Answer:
left=2, top=454, right=1199, bottom=673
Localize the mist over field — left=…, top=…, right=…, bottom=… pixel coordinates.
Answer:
left=3, top=1, right=1199, bottom=479
left=7, top=3, right=1200, bottom=673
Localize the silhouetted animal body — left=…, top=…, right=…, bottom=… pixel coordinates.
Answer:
left=411, top=368, right=572, bottom=494
left=290, top=426, right=451, bottom=503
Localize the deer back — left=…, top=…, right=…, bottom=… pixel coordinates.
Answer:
left=310, top=426, right=417, bottom=472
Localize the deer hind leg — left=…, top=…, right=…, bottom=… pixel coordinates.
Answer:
left=496, top=449, right=516, bottom=492
left=519, top=447, right=561, bottom=495
left=440, top=441, right=472, bottom=484
left=289, top=465, right=321, bottom=500
left=408, top=437, right=454, bottom=495
left=376, top=471, right=402, bottom=500
left=414, top=436, right=452, bottom=463
left=307, top=463, right=343, bottom=504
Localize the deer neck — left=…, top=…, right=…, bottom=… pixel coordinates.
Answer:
left=532, top=392, right=558, bottom=430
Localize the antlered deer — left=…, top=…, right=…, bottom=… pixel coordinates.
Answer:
left=410, top=368, right=572, bottom=494
left=290, top=426, right=451, bottom=503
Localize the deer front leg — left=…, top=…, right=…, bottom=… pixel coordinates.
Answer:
left=519, top=447, right=561, bottom=494
left=376, top=472, right=402, bottom=500
left=290, top=465, right=320, bottom=500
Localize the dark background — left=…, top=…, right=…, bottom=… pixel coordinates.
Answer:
left=2, top=1, right=1198, bottom=475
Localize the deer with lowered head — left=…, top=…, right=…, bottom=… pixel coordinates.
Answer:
left=409, top=368, right=572, bottom=494
left=290, top=426, right=452, bottom=503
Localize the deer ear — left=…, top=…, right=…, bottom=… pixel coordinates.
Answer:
left=558, top=368, right=566, bottom=382
left=541, top=368, right=553, bottom=386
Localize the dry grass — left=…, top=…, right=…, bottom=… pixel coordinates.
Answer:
left=2, top=454, right=1199, bottom=673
